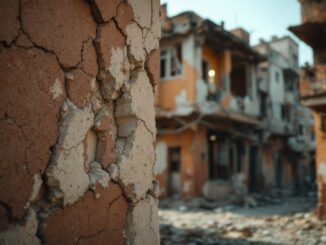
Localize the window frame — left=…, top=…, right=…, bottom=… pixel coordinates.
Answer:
left=160, top=45, right=183, bottom=81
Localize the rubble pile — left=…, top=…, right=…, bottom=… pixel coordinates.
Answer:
left=159, top=194, right=325, bottom=245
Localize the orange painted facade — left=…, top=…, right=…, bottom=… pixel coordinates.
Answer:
left=156, top=127, right=208, bottom=198
left=155, top=60, right=197, bottom=111
left=314, top=113, right=326, bottom=219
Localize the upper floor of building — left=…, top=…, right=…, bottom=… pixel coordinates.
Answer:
left=156, top=6, right=311, bottom=138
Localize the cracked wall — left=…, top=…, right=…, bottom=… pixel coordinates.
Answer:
left=314, top=113, right=326, bottom=220
left=0, top=0, right=160, bottom=244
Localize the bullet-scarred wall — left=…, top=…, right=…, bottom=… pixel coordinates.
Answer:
left=0, top=0, right=160, bottom=244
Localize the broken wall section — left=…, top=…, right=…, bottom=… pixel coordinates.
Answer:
left=0, top=0, right=160, bottom=244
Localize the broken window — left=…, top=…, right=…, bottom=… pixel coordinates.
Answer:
left=230, top=59, right=248, bottom=98
left=160, top=44, right=183, bottom=79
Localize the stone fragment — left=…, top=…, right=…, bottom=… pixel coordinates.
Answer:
left=0, top=209, right=41, bottom=245
left=66, top=69, right=95, bottom=108
left=42, top=183, right=127, bottom=245
left=108, top=163, right=119, bottom=182
left=90, top=0, right=122, bottom=23
left=0, top=48, right=65, bottom=219
left=0, top=0, right=19, bottom=44
left=145, top=49, right=160, bottom=86
left=22, top=0, right=96, bottom=68
left=126, top=195, right=160, bottom=245
left=88, top=161, right=111, bottom=188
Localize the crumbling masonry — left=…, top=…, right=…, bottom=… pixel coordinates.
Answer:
left=0, top=0, right=160, bottom=244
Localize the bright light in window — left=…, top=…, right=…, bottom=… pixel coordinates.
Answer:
left=209, top=135, right=217, bottom=141
left=208, top=69, right=215, bottom=78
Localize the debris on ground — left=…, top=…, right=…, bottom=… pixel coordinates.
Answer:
left=159, top=191, right=325, bottom=245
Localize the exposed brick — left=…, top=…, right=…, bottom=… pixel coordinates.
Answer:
left=0, top=48, right=65, bottom=219
left=0, top=0, right=19, bottom=44
left=42, top=183, right=127, bottom=245
left=22, top=0, right=96, bottom=68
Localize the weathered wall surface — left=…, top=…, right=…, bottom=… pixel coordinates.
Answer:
left=156, top=127, right=208, bottom=198
left=314, top=113, right=326, bottom=219
left=0, top=0, right=160, bottom=244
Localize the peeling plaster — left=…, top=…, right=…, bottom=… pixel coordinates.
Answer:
left=50, top=78, right=64, bottom=100
left=47, top=143, right=90, bottom=206
left=126, top=23, right=146, bottom=62
left=118, top=121, right=155, bottom=201
left=128, top=0, right=152, bottom=29
left=0, top=209, right=40, bottom=245
left=154, top=142, right=167, bottom=175
left=29, top=175, right=42, bottom=202
left=126, top=195, right=160, bottom=245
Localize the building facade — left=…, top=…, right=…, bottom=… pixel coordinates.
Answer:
left=290, top=0, right=326, bottom=219
left=155, top=5, right=314, bottom=200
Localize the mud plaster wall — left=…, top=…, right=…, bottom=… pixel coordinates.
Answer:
left=314, top=113, right=326, bottom=219
left=0, top=0, right=160, bottom=244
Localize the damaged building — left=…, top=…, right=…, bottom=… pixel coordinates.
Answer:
left=289, top=0, right=326, bottom=219
left=155, top=5, right=314, bottom=200
left=254, top=36, right=315, bottom=192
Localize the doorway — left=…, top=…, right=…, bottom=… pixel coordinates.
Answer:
left=249, top=146, right=258, bottom=192
left=275, top=152, right=283, bottom=188
left=168, top=147, right=181, bottom=196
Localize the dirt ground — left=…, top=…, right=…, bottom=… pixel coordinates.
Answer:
left=159, top=191, right=326, bottom=245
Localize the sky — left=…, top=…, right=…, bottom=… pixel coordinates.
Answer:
left=161, top=0, right=313, bottom=66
